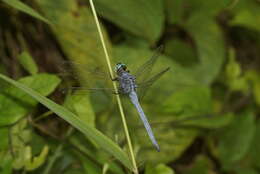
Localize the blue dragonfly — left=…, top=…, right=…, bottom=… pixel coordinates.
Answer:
left=59, top=46, right=170, bottom=151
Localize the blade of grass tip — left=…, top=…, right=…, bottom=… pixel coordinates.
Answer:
left=88, top=0, right=138, bottom=173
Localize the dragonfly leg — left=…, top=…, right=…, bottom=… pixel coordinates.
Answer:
left=110, top=75, right=118, bottom=81
left=113, top=91, right=120, bottom=95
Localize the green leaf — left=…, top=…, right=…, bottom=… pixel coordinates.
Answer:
left=0, top=157, right=12, bottom=174
left=231, top=0, right=260, bottom=32
left=165, top=0, right=183, bottom=25
left=165, top=0, right=232, bottom=25
left=25, top=145, right=49, bottom=171
left=226, top=48, right=241, bottom=79
left=225, top=48, right=248, bottom=92
left=175, top=113, right=234, bottom=130
left=95, top=0, right=165, bottom=43
left=9, top=119, right=47, bottom=171
left=0, top=73, right=133, bottom=171
left=217, top=111, right=255, bottom=170
left=37, top=0, right=115, bottom=114
left=0, top=74, right=61, bottom=126
left=186, top=0, right=232, bottom=17
left=165, top=39, right=198, bottom=66
left=236, top=168, right=258, bottom=174
left=80, top=155, right=101, bottom=174
left=162, top=86, right=212, bottom=116
left=182, top=155, right=213, bottom=174
left=64, top=93, right=95, bottom=127
left=64, top=169, right=85, bottom=174
left=145, top=163, right=175, bottom=174
left=36, top=0, right=112, bottom=88
left=232, top=10, right=260, bottom=31
left=137, top=126, right=198, bottom=164
left=135, top=86, right=226, bottom=164
left=166, top=14, right=226, bottom=85
left=12, top=119, right=32, bottom=169
left=18, top=51, right=38, bottom=75
left=69, top=135, right=125, bottom=174
left=1, top=0, right=50, bottom=24
left=249, top=119, right=260, bottom=168
left=111, top=45, right=201, bottom=163
left=185, top=14, right=226, bottom=84
left=0, top=128, right=9, bottom=151
left=245, top=70, right=260, bottom=106
left=113, top=44, right=200, bottom=102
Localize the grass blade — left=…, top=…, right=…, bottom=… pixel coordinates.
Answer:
left=0, top=73, right=133, bottom=170
left=2, top=0, right=50, bottom=24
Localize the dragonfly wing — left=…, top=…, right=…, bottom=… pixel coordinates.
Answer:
left=137, top=67, right=170, bottom=100
left=60, top=86, right=118, bottom=95
left=58, top=60, right=110, bottom=81
left=134, top=45, right=164, bottom=84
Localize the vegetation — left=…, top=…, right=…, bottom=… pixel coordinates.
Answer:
left=0, top=0, right=260, bottom=173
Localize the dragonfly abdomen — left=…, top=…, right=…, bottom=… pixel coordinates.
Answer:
left=128, top=91, right=160, bottom=151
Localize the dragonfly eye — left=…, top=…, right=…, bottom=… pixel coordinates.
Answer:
left=115, top=63, right=127, bottom=72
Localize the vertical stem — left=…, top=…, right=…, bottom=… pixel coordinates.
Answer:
left=88, top=0, right=138, bottom=173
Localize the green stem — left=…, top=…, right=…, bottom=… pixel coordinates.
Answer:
left=88, top=1, right=138, bottom=173
left=42, top=143, right=63, bottom=174
left=34, top=111, right=53, bottom=122
left=42, top=127, right=74, bottom=174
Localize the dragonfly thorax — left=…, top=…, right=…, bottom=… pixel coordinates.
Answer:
left=117, top=71, right=137, bottom=94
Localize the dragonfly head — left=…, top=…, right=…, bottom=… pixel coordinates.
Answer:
left=115, top=63, right=127, bottom=73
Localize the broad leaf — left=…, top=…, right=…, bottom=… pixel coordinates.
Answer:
left=185, top=14, right=226, bottom=84
left=95, top=0, right=165, bottom=43
left=145, top=163, right=175, bottom=174
left=231, top=0, right=260, bottom=32
left=236, top=168, right=258, bottom=174
left=248, top=119, right=260, bottom=168
left=64, top=93, right=95, bottom=127
left=217, top=111, right=255, bottom=170
left=182, top=155, right=213, bottom=174
left=162, top=86, right=212, bottom=116
left=0, top=74, right=61, bottom=126
left=165, top=0, right=232, bottom=25
left=36, top=0, right=111, bottom=81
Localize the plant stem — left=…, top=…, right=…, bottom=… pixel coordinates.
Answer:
left=34, top=111, right=53, bottom=122
left=88, top=0, right=138, bottom=173
left=42, top=127, right=74, bottom=174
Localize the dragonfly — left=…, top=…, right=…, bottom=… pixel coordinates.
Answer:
left=59, top=46, right=170, bottom=152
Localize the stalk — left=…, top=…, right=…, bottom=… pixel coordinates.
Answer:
left=88, top=1, right=139, bottom=173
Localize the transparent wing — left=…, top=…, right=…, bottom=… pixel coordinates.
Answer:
left=58, top=61, right=109, bottom=81
left=58, top=60, right=117, bottom=95
left=138, top=67, right=170, bottom=87
left=60, top=86, right=118, bottom=95
left=134, top=45, right=164, bottom=84
left=137, top=67, right=170, bottom=100
left=58, top=54, right=169, bottom=97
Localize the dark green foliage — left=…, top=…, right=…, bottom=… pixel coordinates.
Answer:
left=0, top=0, right=260, bottom=173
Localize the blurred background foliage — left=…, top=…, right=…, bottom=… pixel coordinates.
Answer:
left=0, top=0, right=260, bottom=173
